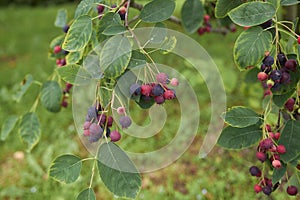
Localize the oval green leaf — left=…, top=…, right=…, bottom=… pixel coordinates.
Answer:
left=13, top=74, right=34, bottom=102
left=222, top=106, right=260, bottom=128
left=281, top=0, right=300, bottom=6
left=49, top=154, right=82, bottom=184
left=76, top=188, right=96, bottom=200
left=228, top=2, right=276, bottom=27
left=19, top=112, right=41, bottom=152
left=97, top=142, right=141, bottom=199
left=55, top=9, right=67, bottom=28
left=74, top=0, right=102, bottom=19
left=217, top=125, right=262, bottom=149
left=278, top=120, right=300, bottom=162
left=100, top=35, right=132, bottom=78
left=181, top=0, right=204, bottom=33
left=127, top=50, right=147, bottom=70
left=102, top=25, right=127, bottom=36
left=215, top=0, right=244, bottom=18
left=66, top=51, right=83, bottom=64
left=40, top=81, right=62, bottom=113
left=1, top=115, right=19, bottom=141
left=56, top=64, right=92, bottom=85
left=234, top=27, right=272, bottom=70
left=140, top=0, right=176, bottom=23
left=62, top=15, right=92, bottom=52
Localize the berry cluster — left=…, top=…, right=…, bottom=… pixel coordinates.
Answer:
left=61, top=83, right=73, bottom=108
left=83, top=104, right=131, bottom=143
left=197, top=15, right=211, bottom=35
left=257, top=53, right=298, bottom=96
left=130, top=73, right=178, bottom=107
left=249, top=125, right=298, bottom=196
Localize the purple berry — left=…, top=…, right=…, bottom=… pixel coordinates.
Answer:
left=83, top=121, right=91, bottom=130
left=130, top=83, right=141, bottom=96
left=119, top=116, right=132, bottom=129
left=62, top=25, right=69, bottom=33
left=277, top=53, right=287, bottom=67
left=151, top=84, right=164, bottom=96
left=97, top=114, right=107, bottom=125
left=154, top=95, right=165, bottom=104
left=110, top=130, right=121, bottom=142
left=262, top=186, right=272, bottom=195
left=107, top=116, right=113, bottom=127
left=87, top=106, right=98, bottom=122
left=285, top=98, right=295, bottom=112
left=89, top=123, right=103, bottom=142
left=280, top=71, right=290, bottom=84
left=287, top=185, right=298, bottom=196
left=285, top=59, right=297, bottom=72
left=270, top=70, right=282, bottom=81
left=261, top=64, right=272, bottom=74
left=263, top=56, right=274, bottom=66
left=249, top=166, right=261, bottom=177
left=156, top=73, right=169, bottom=84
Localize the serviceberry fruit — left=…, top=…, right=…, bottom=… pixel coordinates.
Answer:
left=83, top=121, right=91, bottom=130
left=54, top=45, right=62, bottom=54
left=272, top=160, right=281, bottom=169
left=107, top=116, right=113, bottom=127
left=274, top=132, right=280, bottom=140
left=298, top=36, right=300, bottom=44
left=277, top=53, right=287, bottom=66
left=257, top=72, right=268, bottom=81
left=87, top=106, right=98, bottom=122
left=262, top=186, right=272, bottom=195
left=286, top=185, right=298, bottom=196
left=130, top=83, right=141, bottom=96
left=154, top=95, right=165, bottom=104
left=276, top=145, right=286, bottom=154
left=270, top=70, right=282, bottom=81
left=163, top=90, right=175, bottom=100
left=119, top=116, right=132, bottom=129
left=280, top=71, right=290, bottom=84
left=83, top=129, right=90, bottom=136
left=260, top=138, right=273, bottom=150
left=263, top=56, right=274, bottom=66
left=170, top=78, right=179, bottom=86
left=110, top=130, right=121, bottom=142
left=261, top=64, right=272, bottom=74
left=97, top=5, right=104, bottom=13
left=249, top=166, right=261, bottom=177
left=254, top=184, right=262, bottom=193
left=156, top=72, right=169, bottom=84
left=285, top=59, right=297, bottom=72
left=89, top=123, right=103, bottom=142
left=62, top=25, right=69, bottom=33
left=141, top=84, right=153, bottom=96
left=285, top=98, right=295, bottom=112
left=256, top=152, right=267, bottom=162
left=204, top=14, right=210, bottom=23
left=117, top=107, right=126, bottom=115
left=97, top=114, right=107, bottom=125
left=151, top=84, right=164, bottom=96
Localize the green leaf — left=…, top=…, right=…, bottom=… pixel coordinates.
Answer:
left=228, top=2, right=276, bottom=27
left=215, top=0, right=244, bottom=18
left=62, top=15, right=92, bottom=52
left=19, top=112, right=41, bottom=152
left=281, top=0, right=300, bottom=6
left=13, top=74, right=34, bottom=102
left=127, top=50, right=147, bottom=70
left=278, top=120, right=300, bottom=162
left=273, top=90, right=294, bottom=108
left=97, top=142, right=141, bottom=199
left=100, top=35, right=132, bottom=78
left=217, top=125, right=262, bottom=149
left=102, top=25, right=127, bottom=36
left=222, top=106, right=260, bottom=128
left=272, top=163, right=287, bottom=185
left=161, top=36, right=177, bottom=54
left=74, top=0, right=102, bottom=19
left=289, top=154, right=300, bottom=167
left=181, top=0, right=204, bottom=33
left=76, top=188, right=96, bottom=200
left=56, top=64, right=92, bottom=85
left=149, top=22, right=167, bottom=44
left=55, top=9, right=67, bottom=28
left=140, top=0, right=176, bottom=23
left=98, top=12, right=122, bottom=33
left=234, top=27, right=273, bottom=70
left=49, top=154, right=82, bottom=184
left=40, top=81, right=62, bottom=113
left=66, top=51, right=83, bottom=64
left=1, top=115, right=19, bottom=141
left=99, top=82, right=113, bottom=108
left=267, top=0, right=280, bottom=8
left=244, top=67, right=260, bottom=83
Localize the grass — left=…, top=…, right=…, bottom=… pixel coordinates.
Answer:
left=0, top=3, right=297, bottom=200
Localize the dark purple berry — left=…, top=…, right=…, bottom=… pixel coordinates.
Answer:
left=285, top=98, right=295, bottom=112
left=89, top=123, right=103, bottom=143
left=280, top=71, right=290, bottom=84
left=151, top=84, right=164, bottom=96
left=285, top=59, right=297, bottom=72
left=110, top=130, right=121, bottom=142
left=154, top=95, right=165, bottom=104
left=260, top=138, right=273, bottom=150
left=119, top=116, right=132, bottom=129
left=262, top=186, right=272, bottom=195
left=130, top=83, right=141, bottom=96
left=261, top=64, right=272, bottom=74
left=62, top=25, right=69, bottom=33
left=270, top=70, right=282, bottom=81
left=286, top=185, right=298, bottom=196
left=263, top=56, right=274, bottom=66
left=87, top=106, right=98, bottom=122
left=107, top=116, right=113, bottom=127
left=97, top=5, right=104, bottom=13
left=156, top=73, right=169, bottom=84
left=277, top=53, right=287, bottom=67
left=97, top=114, right=107, bottom=125
left=249, top=166, right=261, bottom=177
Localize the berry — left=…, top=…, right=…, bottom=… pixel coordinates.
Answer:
left=110, top=130, right=121, bottom=142
left=265, top=124, right=272, bottom=132
left=87, top=106, right=98, bottom=122
left=298, top=36, right=300, bottom=44
left=285, top=98, right=295, bottom=112
left=263, top=56, right=274, bottom=66
left=197, top=27, right=206, bottom=35
left=254, top=184, right=262, bottom=193
left=156, top=73, right=169, bottom=84
left=276, top=145, right=286, bottom=154
left=83, top=129, right=90, bottom=136
left=257, top=72, right=268, bottom=81
left=272, top=160, right=281, bottom=169
left=261, top=64, right=272, bottom=74
left=62, top=25, right=69, bottom=33
left=107, top=116, right=113, bottom=127
left=274, top=132, right=280, bottom=140
left=54, top=45, right=62, bottom=54
left=61, top=101, right=68, bottom=107
left=97, top=5, right=104, bottom=13
left=83, top=121, right=91, bottom=130
left=117, top=107, right=126, bottom=115
left=277, top=53, right=287, bottom=67
left=204, top=14, right=210, bottom=23
left=119, top=7, right=126, bottom=20
left=262, top=186, right=272, bottom=195
left=270, top=70, right=282, bottom=81
left=154, top=95, right=165, bottom=104
left=287, top=185, right=298, bottom=196
left=163, top=90, right=175, bottom=100
left=97, top=114, right=107, bottom=125
left=119, top=116, right=132, bottom=129
left=269, top=132, right=275, bottom=139
left=249, top=166, right=261, bottom=177
left=151, top=84, right=164, bottom=96
left=260, top=138, right=273, bottom=150
left=170, top=78, right=179, bottom=86
left=141, top=84, right=153, bottom=96
left=256, top=152, right=267, bottom=162
left=89, top=123, right=103, bottom=142
left=130, top=83, right=141, bottom=96
left=285, top=59, right=297, bottom=72
left=280, top=71, right=290, bottom=84
left=270, top=154, right=280, bottom=162
left=204, top=25, right=211, bottom=33
left=106, top=128, right=111, bottom=137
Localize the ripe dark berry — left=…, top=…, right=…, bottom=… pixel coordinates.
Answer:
left=298, top=36, right=300, bottom=44
left=263, top=56, right=274, bottom=66
left=285, top=59, right=297, bottom=72
left=272, top=160, right=281, bottom=169
left=257, top=72, right=268, bottom=81
left=156, top=73, right=169, bottom=84
left=276, top=144, right=286, bottom=154
left=270, top=154, right=280, bottom=162
left=280, top=71, right=290, bottom=84
left=89, top=123, right=103, bottom=142
left=254, top=184, right=262, bottom=193
left=285, top=98, right=295, bottom=112
left=260, top=64, right=272, bottom=74
left=249, top=166, right=261, bottom=177
left=87, top=106, right=98, bottom=122
left=274, top=132, right=280, bottom=140
left=262, top=186, right=272, bottom=195
left=277, top=53, right=287, bottom=66
left=98, top=114, right=107, bottom=125
left=265, top=124, right=272, bottom=132
left=287, top=185, right=298, bottom=196
left=119, top=116, right=132, bottom=129
left=260, top=138, right=273, bottom=150
left=62, top=25, right=69, bottom=33
left=151, top=84, right=164, bottom=96
left=141, top=84, right=153, bottom=96
left=256, top=152, right=267, bottom=162
left=154, top=95, right=165, bottom=104
left=118, top=7, right=126, bottom=20
left=107, top=116, right=113, bottom=127
left=197, top=27, right=206, bottom=35
left=110, top=130, right=121, bottom=142
left=97, top=5, right=105, bottom=13
left=270, top=70, right=282, bottom=81
left=61, top=101, right=68, bottom=107
left=130, top=83, right=141, bottom=96
left=170, top=78, right=179, bottom=86
left=54, top=45, right=62, bottom=54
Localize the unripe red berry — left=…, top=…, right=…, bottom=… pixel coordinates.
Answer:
left=269, top=132, right=275, bottom=139
left=117, top=107, right=126, bottom=115
left=163, top=90, right=175, bottom=100
left=107, top=116, right=113, bottom=127
left=141, top=84, right=152, bottom=96
left=97, top=5, right=104, bottom=13
left=156, top=72, right=169, bottom=84
left=276, top=145, right=286, bottom=154
left=54, top=45, right=62, bottom=54
left=274, top=132, right=280, bottom=140
left=260, top=138, right=273, bottom=150
left=83, top=129, right=90, bottom=136
left=298, top=36, right=300, bottom=44
left=272, top=159, right=282, bottom=169
left=285, top=98, right=295, bottom=112
left=265, top=124, right=272, bottom=132
left=257, top=72, right=268, bottom=81
left=256, top=152, right=267, bottom=162
left=110, top=130, right=121, bottom=142
left=197, top=27, right=206, bottom=35
left=287, top=185, right=298, bottom=196
left=83, top=121, right=91, bottom=130
left=204, top=14, right=210, bottom=23
left=61, top=101, right=68, bottom=107
left=254, top=184, right=262, bottom=193
left=170, top=78, right=179, bottom=86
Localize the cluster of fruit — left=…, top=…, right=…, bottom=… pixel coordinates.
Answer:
left=257, top=53, right=298, bottom=96
left=83, top=104, right=131, bottom=143
left=130, top=73, right=178, bottom=108
left=97, top=2, right=127, bottom=20
left=197, top=15, right=211, bottom=35
left=249, top=125, right=298, bottom=196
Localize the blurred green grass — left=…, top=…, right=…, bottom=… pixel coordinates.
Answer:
left=0, top=3, right=295, bottom=200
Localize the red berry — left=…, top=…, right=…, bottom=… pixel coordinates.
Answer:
left=257, top=72, right=268, bottom=81
left=119, top=6, right=126, bottom=14
left=83, top=121, right=91, bottom=130
left=260, top=138, right=273, bottom=150
left=287, top=185, right=298, bottom=196
left=274, top=132, right=280, bottom=140
left=265, top=124, right=272, bottom=132
left=170, top=78, right=179, bottom=86
left=272, top=159, right=282, bottom=169
left=110, top=130, right=121, bottom=142
left=163, top=90, right=175, bottom=100
left=154, top=95, right=165, bottom=104
left=117, top=107, right=125, bottom=115
left=204, top=14, right=210, bottom=23
left=83, top=129, right=90, bottom=136
left=276, top=145, right=286, bottom=154
left=285, top=98, right=295, bottom=112
left=254, top=184, right=262, bottom=193
left=61, top=101, right=68, bottom=107
left=269, top=132, right=275, bottom=139
left=107, top=116, right=113, bottom=127
left=256, top=152, right=267, bottom=162
left=270, top=154, right=280, bottom=162
left=141, top=84, right=152, bottom=96
left=97, top=5, right=104, bottom=13
left=54, top=45, right=62, bottom=54
left=298, top=36, right=300, bottom=45
left=156, top=73, right=169, bottom=84
left=197, top=27, right=206, bottom=35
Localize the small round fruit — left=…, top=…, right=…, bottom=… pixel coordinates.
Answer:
left=197, top=27, right=206, bottom=35
left=83, top=121, right=91, bottom=130
left=204, top=14, right=210, bottom=22
left=62, top=25, right=69, bottom=33
left=154, top=95, right=165, bottom=104
left=257, top=72, right=268, bottom=81
left=285, top=98, right=295, bottom=112
left=298, top=36, right=300, bottom=44
left=254, top=184, right=262, bottom=193
left=262, top=186, right=272, bottom=195
left=263, top=56, right=274, bottom=66
left=130, top=83, right=141, bottom=96
left=277, top=53, right=287, bottom=66
left=97, top=5, right=105, bottom=13
left=276, top=144, right=286, bottom=154
left=117, top=107, right=126, bottom=115
left=110, top=130, right=121, bottom=142
left=119, top=116, right=132, bottom=129
left=249, top=166, right=261, bottom=177
left=285, top=59, right=297, bottom=72
left=272, top=160, right=282, bottom=169
left=54, top=45, right=62, bottom=54
left=83, top=129, right=90, bottom=136
left=270, top=70, right=282, bottom=81
left=170, top=78, right=179, bottom=86
left=156, top=73, right=169, bottom=84
left=286, top=185, right=298, bottom=196
left=107, top=116, right=113, bottom=127
left=151, top=84, right=164, bottom=96
left=274, top=132, right=280, bottom=140
left=256, top=152, right=267, bottom=162
left=141, top=84, right=152, bottom=96
left=163, top=89, right=175, bottom=100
